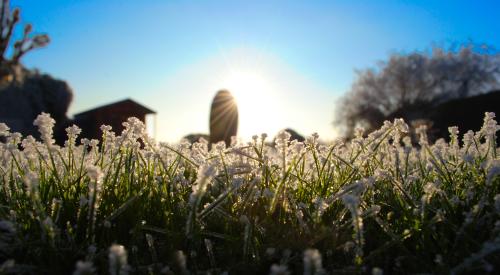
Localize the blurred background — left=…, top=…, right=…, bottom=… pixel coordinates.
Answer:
left=1, top=0, right=500, bottom=143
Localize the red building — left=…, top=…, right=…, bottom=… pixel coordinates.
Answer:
left=74, top=98, right=156, bottom=140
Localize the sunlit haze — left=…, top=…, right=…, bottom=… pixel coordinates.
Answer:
left=220, top=70, right=283, bottom=139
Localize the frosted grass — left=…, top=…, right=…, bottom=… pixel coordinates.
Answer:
left=0, top=113, right=499, bottom=274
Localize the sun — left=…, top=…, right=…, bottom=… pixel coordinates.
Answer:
left=221, top=71, right=270, bottom=107
left=219, top=70, right=283, bottom=139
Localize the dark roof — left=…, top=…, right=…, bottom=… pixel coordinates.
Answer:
left=74, top=98, right=156, bottom=118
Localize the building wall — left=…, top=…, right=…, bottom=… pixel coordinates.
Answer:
left=75, top=101, right=149, bottom=140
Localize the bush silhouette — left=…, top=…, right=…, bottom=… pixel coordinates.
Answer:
left=335, top=44, right=500, bottom=139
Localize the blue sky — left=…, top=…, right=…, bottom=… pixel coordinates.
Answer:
left=14, top=0, right=500, bottom=141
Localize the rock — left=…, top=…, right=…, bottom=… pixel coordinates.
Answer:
left=183, top=133, right=209, bottom=144
left=0, top=68, right=73, bottom=143
left=281, top=128, right=305, bottom=142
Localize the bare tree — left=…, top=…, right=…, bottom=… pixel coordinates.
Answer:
left=335, top=44, right=500, bottom=138
left=0, top=0, right=49, bottom=81
left=0, top=0, right=73, bottom=144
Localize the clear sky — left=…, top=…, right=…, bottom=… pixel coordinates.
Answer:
left=14, top=0, right=500, bottom=142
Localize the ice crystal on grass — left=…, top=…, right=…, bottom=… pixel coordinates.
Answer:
left=371, top=267, right=383, bottom=275
left=486, top=160, right=500, bottom=185
left=0, top=113, right=499, bottom=273
left=0, top=123, right=10, bottom=136
left=72, top=260, right=95, bottom=275
left=269, top=264, right=290, bottom=275
left=85, top=165, right=103, bottom=183
left=303, top=249, right=324, bottom=275
left=33, top=112, right=56, bottom=145
left=109, top=244, right=129, bottom=275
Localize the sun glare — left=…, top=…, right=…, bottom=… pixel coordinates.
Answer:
left=220, top=70, right=283, bottom=139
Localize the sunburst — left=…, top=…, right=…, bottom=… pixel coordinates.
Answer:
left=218, top=69, right=283, bottom=139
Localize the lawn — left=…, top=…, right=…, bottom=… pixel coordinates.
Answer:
left=0, top=113, right=499, bottom=274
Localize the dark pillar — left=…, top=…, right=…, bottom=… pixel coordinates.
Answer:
left=209, top=89, right=238, bottom=147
